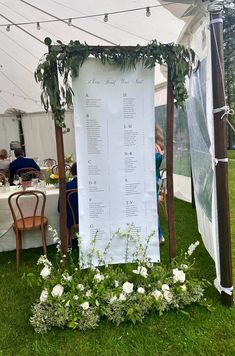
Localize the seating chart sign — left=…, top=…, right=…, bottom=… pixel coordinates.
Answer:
left=73, top=59, right=159, bottom=267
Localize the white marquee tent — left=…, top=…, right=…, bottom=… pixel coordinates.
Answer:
left=0, top=0, right=232, bottom=299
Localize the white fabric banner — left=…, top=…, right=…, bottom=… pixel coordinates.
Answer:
left=73, top=59, right=159, bottom=267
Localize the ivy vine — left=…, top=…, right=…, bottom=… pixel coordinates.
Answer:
left=35, top=37, right=195, bottom=128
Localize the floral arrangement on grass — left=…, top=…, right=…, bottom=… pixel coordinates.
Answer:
left=29, top=227, right=210, bottom=334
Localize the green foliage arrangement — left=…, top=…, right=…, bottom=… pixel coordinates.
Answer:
left=35, top=38, right=195, bottom=130
left=29, top=226, right=209, bottom=334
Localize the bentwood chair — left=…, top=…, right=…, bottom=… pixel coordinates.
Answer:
left=16, top=167, right=39, bottom=177
left=43, top=158, right=56, bottom=167
left=52, top=164, right=71, bottom=176
left=158, top=169, right=168, bottom=220
left=66, top=188, right=79, bottom=247
left=8, top=190, right=48, bottom=267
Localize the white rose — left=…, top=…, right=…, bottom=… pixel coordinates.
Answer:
left=85, top=290, right=92, bottom=297
left=73, top=295, right=79, bottom=300
left=39, top=289, right=48, bottom=303
left=132, top=266, right=148, bottom=278
left=77, top=284, right=84, bottom=291
left=173, top=268, right=186, bottom=284
left=40, top=265, right=51, bottom=279
left=80, top=301, right=89, bottom=310
left=122, top=282, right=134, bottom=294
left=152, top=289, right=163, bottom=301
left=110, top=296, right=118, bottom=303
left=114, top=280, right=119, bottom=288
left=180, top=264, right=188, bottom=270
left=94, top=273, right=104, bottom=282
left=137, top=287, right=145, bottom=294
left=51, top=284, right=64, bottom=297
left=119, top=293, right=127, bottom=301
left=164, top=290, right=173, bottom=303
left=161, top=284, right=170, bottom=292
left=62, top=273, right=72, bottom=282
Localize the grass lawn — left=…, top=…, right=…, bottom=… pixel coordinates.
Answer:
left=0, top=157, right=235, bottom=355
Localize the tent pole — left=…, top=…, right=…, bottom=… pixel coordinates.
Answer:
left=209, top=9, right=233, bottom=305
left=166, top=70, right=176, bottom=259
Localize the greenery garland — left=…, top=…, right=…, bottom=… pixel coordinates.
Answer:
left=35, top=37, right=195, bottom=128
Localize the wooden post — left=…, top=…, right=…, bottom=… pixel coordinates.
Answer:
left=48, top=44, right=68, bottom=256
left=210, top=10, right=233, bottom=305
left=54, top=123, right=68, bottom=255
left=166, top=70, right=176, bottom=259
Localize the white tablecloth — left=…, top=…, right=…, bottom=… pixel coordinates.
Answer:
left=0, top=186, right=60, bottom=252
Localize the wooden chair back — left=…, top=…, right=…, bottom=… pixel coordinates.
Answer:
left=8, top=190, right=46, bottom=229
left=52, top=164, right=71, bottom=175
left=66, top=188, right=79, bottom=228
left=20, top=170, right=42, bottom=181
left=43, top=158, right=56, bottom=167
left=17, top=167, right=38, bottom=177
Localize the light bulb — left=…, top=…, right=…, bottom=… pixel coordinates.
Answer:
left=146, top=7, right=151, bottom=17
left=104, top=13, right=108, bottom=22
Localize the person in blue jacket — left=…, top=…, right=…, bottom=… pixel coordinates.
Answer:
left=9, top=147, right=40, bottom=184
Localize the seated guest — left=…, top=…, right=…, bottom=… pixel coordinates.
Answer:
left=0, top=149, right=9, bottom=174
left=58, top=162, right=78, bottom=230
left=9, top=147, right=40, bottom=183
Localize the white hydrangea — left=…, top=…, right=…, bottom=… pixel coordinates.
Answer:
left=85, top=290, right=92, bottom=298
left=77, top=284, right=84, bottom=291
left=80, top=301, right=89, bottom=310
left=173, top=268, right=186, bottom=284
left=94, top=273, right=105, bottom=282
left=137, top=287, right=145, bottom=294
left=119, top=293, right=127, bottom=301
left=40, top=265, right=51, bottom=280
left=110, top=296, right=118, bottom=303
left=51, top=284, right=64, bottom=297
left=39, top=289, right=48, bottom=303
left=132, top=266, right=148, bottom=278
left=73, top=295, right=79, bottom=301
left=62, top=273, right=72, bottom=282
left=152, top=289, right=163, bottom=301
left=122, top=282, right=134, bottom=294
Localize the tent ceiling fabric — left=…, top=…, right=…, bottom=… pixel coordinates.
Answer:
left=0, top=0, right=206, bottom=114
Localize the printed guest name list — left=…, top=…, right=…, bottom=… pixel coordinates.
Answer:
left=73, top=59, right=159, bottom=267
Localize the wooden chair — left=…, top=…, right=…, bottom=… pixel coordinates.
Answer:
left=66, top=188, right=79, bottom=247
left=43, top=158, right=56, bottom=167
left=52, top=164, right=71, bottom=176
left=8, top=190, right=48, bottom=267
left=158, top=169, right=168, bottom=220
left=16, top=167, right=38, bottom=177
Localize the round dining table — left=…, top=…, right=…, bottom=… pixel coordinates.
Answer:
left=0, top=185, right=60, bottom=252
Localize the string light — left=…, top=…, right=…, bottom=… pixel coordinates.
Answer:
left=36, top=22, right=40, bottom=30
left=146, top=7, right=151, bottom=17
left=104, top=13, right=108, bottom=22
left=6, top=25, right=10, bottom=32
left=1, top=4, right=173, bottom=29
